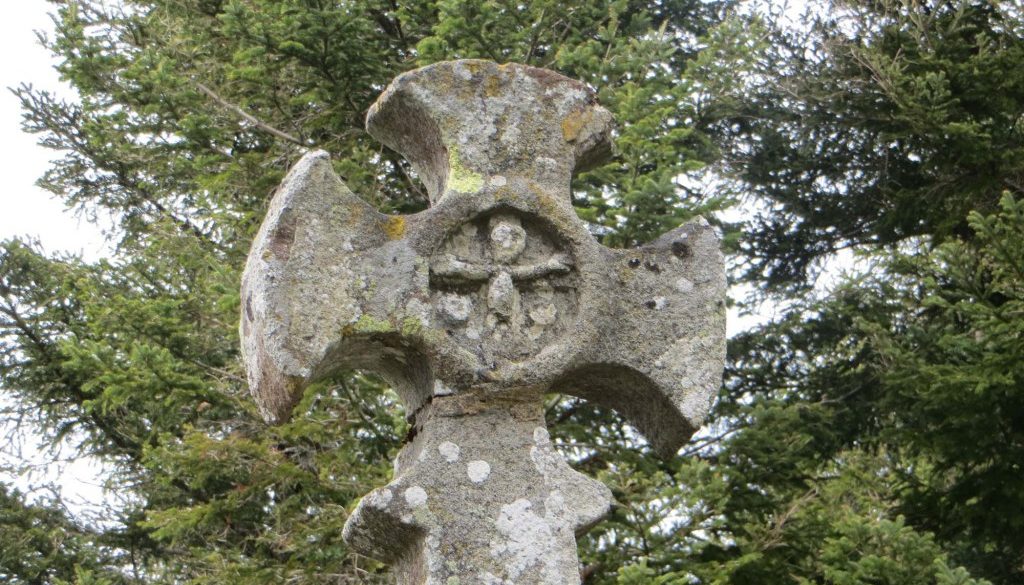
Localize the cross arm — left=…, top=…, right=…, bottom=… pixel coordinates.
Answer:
left=240, top=151, right=427, bottom=424
left=553, top=218, right=727, bottom=457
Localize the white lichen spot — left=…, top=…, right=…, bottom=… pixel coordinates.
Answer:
left=365, top=488, right=393, bottom=510
left=530, top=429, right=562, bottom=479
left=652, top=296, right=668, bottom=310
left=439, top=441, right=461, bottom=463
left=530, top=446, right=554, bottom=478
left=455, top=63, right=473, bottom=80
left=426, top=534, right=443, bottom=574
left=404, top=486, right=428, bottom=507
left=490, top=175, right=508, bottom=187
left=544, top=490, right=566, bottom=518
left=675, top=277, right=694, bottom=293
left=467, top=460, right=491, bottom=483
left=490, top=499, right=565, bottom=581
left=536, top=157, right=558, bottom=172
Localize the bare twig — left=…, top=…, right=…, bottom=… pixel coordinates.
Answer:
left=192, top=80, right=308, bottom=147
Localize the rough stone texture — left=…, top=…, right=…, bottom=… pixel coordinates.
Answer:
left=241, top=60, right=726, bottom=584
left=344, top=389, right=610, bottom=584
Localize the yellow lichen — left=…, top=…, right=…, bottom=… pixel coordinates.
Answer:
left=493, top=185, right=516, bottom=203
left=463, top=60, right=486, bottom=75
left=536, top=189, right=562, bottom=219
left=447, top=147, right=484, bottom=193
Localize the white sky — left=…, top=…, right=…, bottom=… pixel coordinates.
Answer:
left=0, top=2, right=105, bottom=259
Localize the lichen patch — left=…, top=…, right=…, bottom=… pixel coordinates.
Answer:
left=560, top=109, right=594, bottom=142
left=439, top=441, right=461, bottom=463
left=365, top=488, right=393, bottom=510
left=381, top=215, right=406, bottom=239
left=491, top=499, right=565, bottom=582
left=404, top=486, right=428, bottom=507
left=467, top=460, right=491, bottom=483
left=447, top=146, right=485, bottom=193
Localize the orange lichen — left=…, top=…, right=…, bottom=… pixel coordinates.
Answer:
left=382, top=215, right=406, bottom=240
left=561, top=109, right=593, bottom=142
left=484, top=73, right=503, bottom=97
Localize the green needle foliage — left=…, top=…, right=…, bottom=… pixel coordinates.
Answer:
left=0, top=0, right=1020, bottom=584
left=724, top=0, right=1024, bottom=293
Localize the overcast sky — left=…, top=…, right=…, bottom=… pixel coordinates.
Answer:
left=0, top=2, right=105, bottom=259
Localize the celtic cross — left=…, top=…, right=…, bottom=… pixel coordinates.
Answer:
left=240, top=60, right=726, bottom=584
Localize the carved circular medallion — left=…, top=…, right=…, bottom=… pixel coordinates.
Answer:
left=428, top=211, right=579, bottom=365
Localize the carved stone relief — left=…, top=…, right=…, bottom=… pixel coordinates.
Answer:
left=428, top=211, right=579, bottom=364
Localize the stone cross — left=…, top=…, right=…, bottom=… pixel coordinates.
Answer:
left=241, top=60, right=725, bottom=584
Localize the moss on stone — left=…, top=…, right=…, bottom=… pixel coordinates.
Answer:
left=401, top=316, right=424, bottom=337
left=346, top=314, right=394, bottom=335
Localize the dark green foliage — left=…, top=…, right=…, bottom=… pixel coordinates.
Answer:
left=725, top=0, right=1024, bottom=292
left=706, top=2, right=1024, bottom=583
left=712, top=194, right=1022, bottom=584
left=870, top=194, right=1024, bottom=580
left=0, top=485, right=123, bottom=585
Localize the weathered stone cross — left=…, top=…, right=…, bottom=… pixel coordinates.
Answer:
left=241, top=60, right=725, bottom=584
